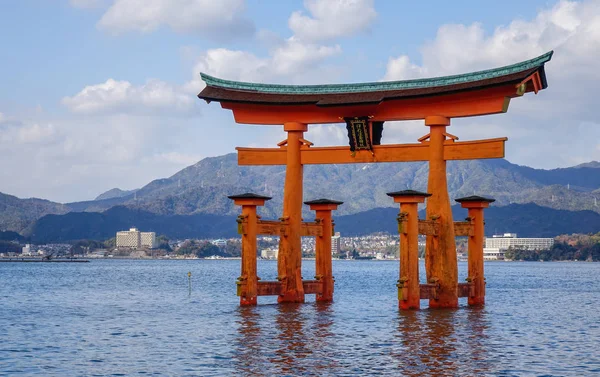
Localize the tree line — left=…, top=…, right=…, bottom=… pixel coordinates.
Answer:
left=505, top=233, right=600, bottom=261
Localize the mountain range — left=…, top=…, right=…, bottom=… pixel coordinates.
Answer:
left=2, top=153, right=600, bottom=241
left=26, top=203, right=600, bottom=243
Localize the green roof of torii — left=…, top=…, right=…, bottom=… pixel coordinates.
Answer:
left=200, top=51, right=553, bottom=95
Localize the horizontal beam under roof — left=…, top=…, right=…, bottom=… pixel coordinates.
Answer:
left=236, top=138, right=507, bottom=165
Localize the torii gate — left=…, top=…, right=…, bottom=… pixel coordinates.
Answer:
left=198, top=51, right=552, bottom=309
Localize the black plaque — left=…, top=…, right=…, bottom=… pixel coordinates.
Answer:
left=345, top=117, right=372, bottom=152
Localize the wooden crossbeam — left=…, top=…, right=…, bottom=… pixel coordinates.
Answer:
left=250, top=280, right=323, bottom=296
left=457, top=282, right=474, bottom=298
left=419, top=283, right=439, bottom=300
left=418, top=219, right=439, bottom=236
left=453, top=221, right=474, bottom=236
left=417, top=220, right=473, bottom=236
left=244, top=220, right=323, bottom=237
left=420, top=282, right=472, bottom=299
left=301, top=221, right=323, bottom=237
left=256, top=220, right=288, bottom=236
left=237, top=137, right=507, bottom=166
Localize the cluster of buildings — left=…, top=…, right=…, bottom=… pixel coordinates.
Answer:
left=116, top=228, right=157, bottom=249
left=20, top=243, right=72, bottom=257
left=21, top=244, right=44, bottom=256
left=3, top=228, right=555, bottom=262
left=256, top=232, right=554, bottom=261
left=340, top=233, right=400, bottom=259
left=259, top=232, right=343, bottom=260
left=483, top=233, right=554, bottom=260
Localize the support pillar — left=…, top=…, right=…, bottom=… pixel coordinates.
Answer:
left=305, top=199, right=343, bottom=302
left=456, top=195, right=495, bottom=306
left=278, top=122, right=307, bottom=303
left=387, top=190, right=431, bottom=310
left=228, top=193, right=271, bottom=306
left=424, top=116, right=458, bottom=308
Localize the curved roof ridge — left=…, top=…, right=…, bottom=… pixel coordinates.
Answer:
left=200, top=51, right=553, bottom=95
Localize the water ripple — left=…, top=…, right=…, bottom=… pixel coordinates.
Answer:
left=1, top=260, right=599, bottom=375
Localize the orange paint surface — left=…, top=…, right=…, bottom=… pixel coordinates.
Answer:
left=460, top=201, right=491, bottom=306
left=392, top=197, right=426, bottom=310
left=221, top=85, right=517, bottom=125
left=277, top=124, right=306, bottom=303
left=425, top=119, right=459, bottom=309
left=236, top=138, right=506, bottom=166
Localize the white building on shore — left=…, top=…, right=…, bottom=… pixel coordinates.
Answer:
left=483, top=233, right=554, bottom=260
left=261, top=248, right=278, bottom=259
left=331, top=232, right=341, bottom=255
left=22, top=244, right=32, bottom=256
left=485, top=233, right=554, bottom=251
left=116, top=228, right=157, bottom=249
left=483, top=247, right=504, bottom=261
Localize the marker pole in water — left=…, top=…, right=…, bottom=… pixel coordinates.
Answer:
left=188, top=271, right=192, bottom=296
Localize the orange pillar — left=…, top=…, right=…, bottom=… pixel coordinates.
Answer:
left=456, top=196, right=495, bottom=306
left=278, top=122, right=307, bottom=303
left=228, top=193, right=271, bottom=306
left=305, top=199, right=343, bottom=302
left=424, top=116, right=458, bottom=308
left=387, top=190, right=431, bottom=310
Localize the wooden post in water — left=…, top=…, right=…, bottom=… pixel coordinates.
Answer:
left=387, top=190, right=431, bottom=310
left=305, top=199, right=343, bottom=302
left=423, top=116, right=459, bottom=309
left=456, top=195, right=495, bottom=306
left=228, top=193, right=271, bottom=306
left=278, top=122, right=308, bottom=303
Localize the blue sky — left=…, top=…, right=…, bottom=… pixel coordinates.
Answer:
left=0, top=0, right=598, bottom=202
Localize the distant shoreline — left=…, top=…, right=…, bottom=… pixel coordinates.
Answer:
left=1, top=256, right=595, bottom=262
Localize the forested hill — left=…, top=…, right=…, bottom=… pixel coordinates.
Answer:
left=27, top=203, right=600, bottom=243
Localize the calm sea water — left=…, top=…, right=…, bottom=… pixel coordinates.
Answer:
left=1, top=259, right=599, bottom=376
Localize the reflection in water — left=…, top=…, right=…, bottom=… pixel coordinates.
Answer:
left=305, top=302, right=338, bottom=374
left=466, top=307, right=493, bottom=374
left=234, top=303, right=336, bottom=376
left=271, top=303, right=310, bottom=376
left=234, top=307, right=264, bottom=377
left=394, top=307, right=491, bottom=376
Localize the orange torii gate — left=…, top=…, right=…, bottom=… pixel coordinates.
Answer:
left=199, top=51, right=552, bottom=309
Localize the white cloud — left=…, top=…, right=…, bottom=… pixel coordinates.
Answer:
left=17, top=123, right=58, bottom=144
left=384, top=1, right=600, bottom=79
left=96, top=0, right=254, bottom=39
left=271, top=37, right=342, bottom=76
left=185, top=39, right=342, bottom=94
left=0, top=121, right=60, bottom=146
left=305, top=124, right=347, bottom=146
left=182, top=0, right=361, bottom=97
left=289, top=0, right=377, bottom=41
left=62, top=78, right=197, bottom=116
left=383, top=55, right=428, bottom=81
left=381, top=0, right=600, bottom=169
left=0, top=112, right=213, bottom=202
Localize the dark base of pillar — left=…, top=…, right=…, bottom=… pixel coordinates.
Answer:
left=316, top=278, right=333, bottom=302
left=468, top=297, right=485, bottom=306
left=277, top=290, right=305, bottom=303
left=429, top=296, right=459, bottom=309
left=316, top=296, right=333, bottom=302
left=240, top=297, right=257, bottom=306
left=399, top=301, right=420, bottom=310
